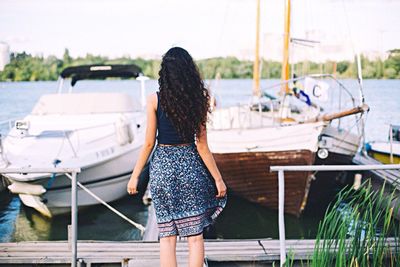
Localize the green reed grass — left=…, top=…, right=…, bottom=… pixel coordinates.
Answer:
left=311, top=180, right=400, bottom=267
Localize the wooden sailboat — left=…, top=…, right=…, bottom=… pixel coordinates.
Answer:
left=207, top=0, right=325, bottom=217
left=207, top=0, right=368, bottom=217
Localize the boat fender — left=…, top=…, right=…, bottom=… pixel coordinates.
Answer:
left=115, top=115, right=134, bottom=145
left=19, top=193, right=52, bottom=217
left=0, top=134, right=10, bottom=167
left=8, top=181, right=46, bottom=195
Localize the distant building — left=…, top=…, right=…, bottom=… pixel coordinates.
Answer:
left=0, top=42, right=10, bottom=71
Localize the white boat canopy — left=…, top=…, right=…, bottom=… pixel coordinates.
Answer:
left=31, top=93, right=140, bottom=115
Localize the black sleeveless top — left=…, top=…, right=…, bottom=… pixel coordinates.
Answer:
left=156, top=92, right=195, bottom=145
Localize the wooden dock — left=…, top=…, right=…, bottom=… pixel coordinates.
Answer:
left=353, top=153, right=400, bottom=189
left=3, top=202, right=395, bottom=266
left=353, top=153, right=400, bottom=220
left=1, top=163, right=399, bottom=267
left=1, top=238, right=398, bottom=267
left=2, top=204, right=399, bottom=267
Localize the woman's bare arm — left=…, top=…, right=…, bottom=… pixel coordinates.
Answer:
left=127, top=93, right=157, bottom=194
left=196, top=124, right=227, bottom=198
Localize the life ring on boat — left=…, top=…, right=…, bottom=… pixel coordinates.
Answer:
left=115, top=115, right=134, bottom=145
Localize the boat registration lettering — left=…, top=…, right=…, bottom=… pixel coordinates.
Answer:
left=96, top=147, right=115, bottom=158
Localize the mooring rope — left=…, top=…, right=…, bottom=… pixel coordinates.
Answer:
left=65, top=173, right=146, bottom=234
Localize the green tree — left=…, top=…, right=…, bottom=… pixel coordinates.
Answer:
left=384, top=67, right=397, bottom=79
left=336, top=61, right=349, bottom=74
left=63, top=48, right=72, bottom=66
left=2, top=49, right=400, bottom=82
left=384, top=49, right=400, bottom=78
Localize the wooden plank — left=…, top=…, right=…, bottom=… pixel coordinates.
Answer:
left=2, top=238, right=397, bottom=250
left=0, top=258, right=71, bottom=264
left=2, top=239, right=397, bottom=248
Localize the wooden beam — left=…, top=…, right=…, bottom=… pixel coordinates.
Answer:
left=306, top=104, right=369, bottom=123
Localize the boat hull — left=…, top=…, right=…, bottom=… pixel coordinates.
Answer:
left=367, top=141, right=400, bottom=164
left=4, top=145, right=148, bottom=215
left=318, top=125, right=361, bottom=158
left=368, top=151, right=400, bottom=164
left=213, top=149, right=315, bottom=217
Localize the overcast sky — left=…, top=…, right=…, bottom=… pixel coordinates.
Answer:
left=0, top=0, right=399, bottom=60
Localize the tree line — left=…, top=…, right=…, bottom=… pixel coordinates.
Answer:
left=1, top=49, right=399, bottom=82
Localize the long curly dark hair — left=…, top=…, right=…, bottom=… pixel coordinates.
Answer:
left=158, top=47, right=210, bottom=140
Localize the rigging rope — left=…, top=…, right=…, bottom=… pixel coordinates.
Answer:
left=65, top=173, right=146, bottom=234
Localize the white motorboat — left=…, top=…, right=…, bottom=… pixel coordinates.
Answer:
left=0, top=64, right=148, bottom=217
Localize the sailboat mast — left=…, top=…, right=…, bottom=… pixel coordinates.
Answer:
left=281, top=0, right=291, bottom=94
left=252, top=0, right=261, bottom=97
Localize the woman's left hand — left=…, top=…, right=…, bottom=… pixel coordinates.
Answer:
left=215, top=179, right=227, bottom=198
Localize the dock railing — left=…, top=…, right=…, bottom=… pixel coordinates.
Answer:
left=0, top=167, right=81, bottom=267
left=270, top=164, right=400, bottom=267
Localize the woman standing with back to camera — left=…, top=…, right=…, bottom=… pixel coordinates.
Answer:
left=127, top=47, right=227, bottom=267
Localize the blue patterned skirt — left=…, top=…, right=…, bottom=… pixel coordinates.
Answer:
left=149, top=143, right=227, bottom=238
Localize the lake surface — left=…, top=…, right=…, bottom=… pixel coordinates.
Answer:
left=0, top=79, right=399, bottom=242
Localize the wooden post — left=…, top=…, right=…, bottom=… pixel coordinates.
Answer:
left=353, top=173, right=362, bottom=190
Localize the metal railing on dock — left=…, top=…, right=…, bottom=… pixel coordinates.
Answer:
left=270, top=163, right=400, bottom=267
left=0, top=167, right=145, bottom=267
left=0, top=168, right=81, bottom=267
left=0, top=167, right=146, bottom=267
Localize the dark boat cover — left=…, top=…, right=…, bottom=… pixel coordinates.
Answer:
left=60, top=64, right=142, bottom=86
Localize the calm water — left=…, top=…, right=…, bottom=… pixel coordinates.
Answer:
left=0, top=79, right=399, bottom=242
